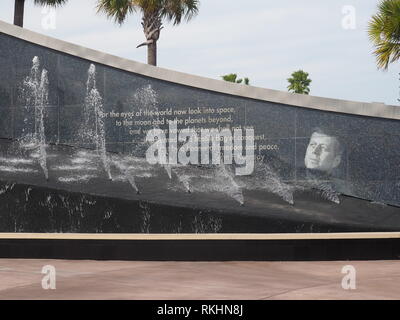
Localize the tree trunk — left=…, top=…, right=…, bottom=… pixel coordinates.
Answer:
left=14, top=0, right=25, bottom=27
left=148, top=41, right=157, bottom=66
left=139, top=12, right=162, bottom=66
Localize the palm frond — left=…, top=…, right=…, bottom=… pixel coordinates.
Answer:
left=368, top=0, right=400, bottom=70
left=162, top=0, right=199, bottom=25
left=33, top=0, right=68, bottom=7
left=96, top=0, right=135, bottom=24
left=287, top=70, right=312, bottom=94
left=96, top=0, right=199, bottom=25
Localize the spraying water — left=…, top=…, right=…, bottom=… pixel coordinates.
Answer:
left=37, top=69, right=49, bottom=180
left=175, top=170, right=191, bottom=193
left=21, top=56, right=49, bottom=180
left=299, top=175, right=340, bottom=204
left=134, top=85, right=176, bottom=181
left=164, top=164, right=172, bottom=179
left=239, top=160, right=294, bottom=205
left=113, top=160, right=140, bottom=194
left=85, top=64, right=112, bottom=180
left=217, top=165, right=244, bottom=205
left=259, top=162, right=294, bottom=205
left=192, top=214, right=222, bottom=233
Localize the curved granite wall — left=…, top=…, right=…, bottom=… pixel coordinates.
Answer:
left=0, top=21, right=399, bottom=234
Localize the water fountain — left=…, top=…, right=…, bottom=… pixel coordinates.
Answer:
left=36, top=69, right=49, bottom=180
left=133, top=85, right=180, bottom=184
left=113, top=159, right=140, bottom=194
left=84, top=64, right=112, bottom=180
left=2, top=21, right=400, bottom=240
left=12, top=58, right=364, bottom=228
left=21, top=56, right=49, bottom=180
left=255, top=161, right=294, bottom=205
left=216, top=165, right=244, bottom=206
left=175, top=171, right=191, bottom=193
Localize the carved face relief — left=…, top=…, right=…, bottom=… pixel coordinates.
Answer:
left=304, top=132, right=341, bottom=173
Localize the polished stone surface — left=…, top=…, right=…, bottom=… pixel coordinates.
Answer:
left=0, top=31, right=399, bottom=209
left=1, top=137, right=400, bottom=233
left=0, top=259, right=399, bottom=300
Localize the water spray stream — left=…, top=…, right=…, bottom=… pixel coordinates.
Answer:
left=22, top=56, right=49, bottom=180
left=85, top=64, right=112, bottom=180
left=218, top=165, right=244, bottom=206
left=114, top=161, right=140, bottom=194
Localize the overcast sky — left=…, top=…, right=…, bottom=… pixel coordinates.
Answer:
left=0, top=0, right=398, bottom=105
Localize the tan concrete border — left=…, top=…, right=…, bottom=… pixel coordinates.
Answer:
left=0, top=232, right=400, bottom=240
left=1, top=20, right=399, bottom=120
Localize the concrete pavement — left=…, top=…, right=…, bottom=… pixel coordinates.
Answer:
left=0, top=259, right=399, bottom=299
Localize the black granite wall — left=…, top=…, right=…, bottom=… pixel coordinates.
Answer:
left=0, top=31, right=399, bottom=208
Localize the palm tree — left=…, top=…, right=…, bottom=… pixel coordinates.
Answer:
left=14, top=0, right=68, bottom=28
left=287, top=70, right=312, bottom=95
left=221, top=73, right=250, bottom=85
left=97, top=0, right=199, bottom=66
left=368, top=0, right=400, bottom=70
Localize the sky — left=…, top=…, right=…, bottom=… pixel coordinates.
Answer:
left=0, top=0, right=398, bottom=105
